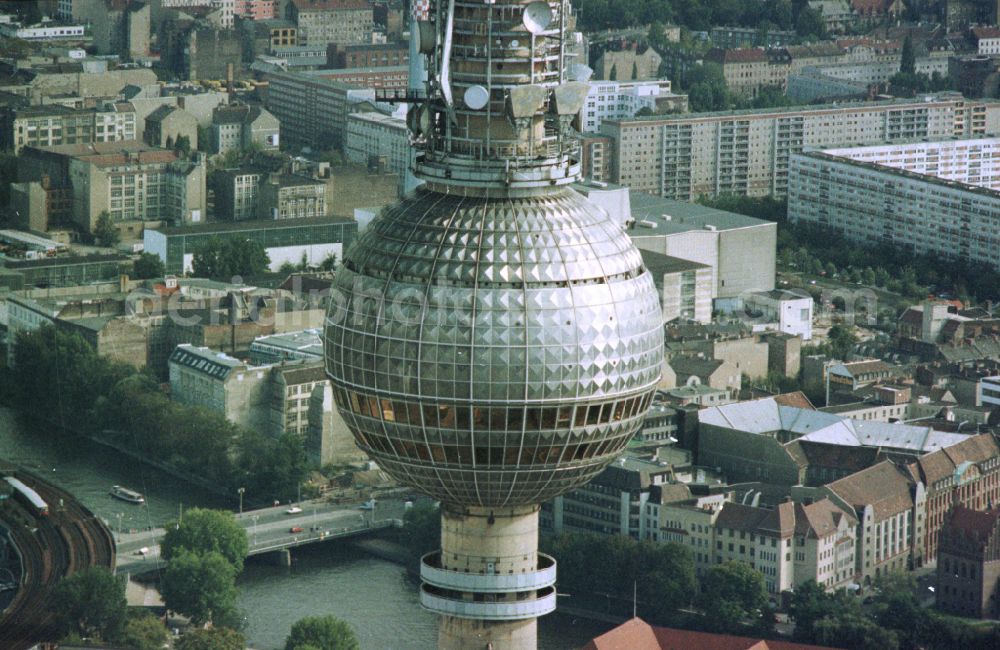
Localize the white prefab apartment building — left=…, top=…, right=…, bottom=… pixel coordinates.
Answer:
left=745, top=288, right=813, bottom=340
left=344, top=111, right=409, bottom=174
left=601, top=94, right=1000, bottom=201
left=580, top=80, right=680, bottom=132
left=788, top=138, right=1000, bottom=271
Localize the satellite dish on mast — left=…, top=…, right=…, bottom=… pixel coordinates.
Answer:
left=522, top=2, right=553, bottom=35
left=463, top=85, right=489, bottom=110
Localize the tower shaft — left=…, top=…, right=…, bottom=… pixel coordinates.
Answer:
left=420, top=505, right=556, bottom=650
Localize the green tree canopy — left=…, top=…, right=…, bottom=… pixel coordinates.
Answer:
left=176, top=627, right=246, bottom=650
left=794, top=5, right=826, bottom=40
left=120, top=613, right=170, bottom=650
left=235, top=431, right=311, bottom=504
left=696, top=560, right=768, bottom=633
left=900, top=34, right=915, bottom=75
left=161, top=508, right=249, bottom=571
left=402, top=500, right=441, bottom=560
left=132, top=252, right=165, bottom=280
left=12, top=326, right=133, bottom=433
left=685, top=63, right=729, bottom=112
left=94, top=211, right=121, bottom=248
left=191, top=237, right=270, bottom=279
left=51, top=567, right=127, bottom=641
left=160, top=549, right=239, bottom=626
left=285, top=615, right=361, bottom=650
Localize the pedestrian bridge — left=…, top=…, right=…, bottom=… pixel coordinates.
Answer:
left=114, top=499, right=402, bottom=575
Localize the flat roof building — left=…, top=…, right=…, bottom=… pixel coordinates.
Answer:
left=788, top=137, right=1000, bottom=271
left=143, top=216, right=357, bottom=274
left=602, top=94, right=1000, bottom=201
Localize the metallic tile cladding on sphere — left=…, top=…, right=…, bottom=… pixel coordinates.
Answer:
left=323, top=187, right=664, bottom=507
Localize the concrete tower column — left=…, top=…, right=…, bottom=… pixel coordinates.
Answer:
left=420, top=505, right=557, bottom=650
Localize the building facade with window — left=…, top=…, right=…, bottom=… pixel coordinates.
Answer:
left=603, top=95, right=1000, bottom=201
left=788, top=138, right=1000, bottom=272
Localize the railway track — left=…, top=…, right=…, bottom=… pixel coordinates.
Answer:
left=0, top=471, right=115, bottom=650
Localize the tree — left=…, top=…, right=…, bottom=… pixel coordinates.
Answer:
left=120, top=613, right=170, bottom=650
left=236, top=431, right=311, bottom=503
left=609, top=63, right=618, bottom=81
left=132, top=252, right=165, bottom=280
left=161, top=508, right=249, bottom=571
left=191, top=237, right=271, bottom=279
left=160, top=549, right=239, bottom=625
left=794, top=5, right=826, bottom=40
left=175, top=134, right=192, bottom=155
left=94, top=211, right=120, bottom=248
left=631, top=60, right=639, bottom=80
left=685, top=63, right=729, bottom=112
left=319, top=253, right=337, bottom=271
left=696, top=560, right=768, bottom=633
left=900, top=34, right=915, bottom=75
left=826, top=323, right=858, bottom=360
left=813, top=612, right=899, bottom=650
left=51, top=567, right=127, bottom=641
left=285, top=615, right=361, bottom=650
left=176, top=627, right=246, bottom=650
left=402, top=500, right=440, bottom=560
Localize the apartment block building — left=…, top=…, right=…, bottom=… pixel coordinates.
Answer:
left=169, top=344, right=272, bottom=432
left=602, top=94, right=1000, bottom=201
left=580, top=80, right=684, bottom=133
left=144, top=105, right=198, bottom=150
left=265, top=70, right=376, bottom=149
left=905, top=434, right=1000, bottom=567
left=704, top=48, right=791, bottom=99
left=209, top=105, right=280, bottom=154
left=2, top=103, right=137, bottom=154
left=545, top=457, right=674, bottom=538
left=788, top=138, right=1000, bottom=271
left=287, top=0, right=373, bottom=47
left=654, top=493, right=856, bottom=593
left=269, top=361, right=329, bottom=437
left=212, top=167, right=264, bottom=220
left=745, top=289, right=813, bottom=341
left=169, top=345, right=347, bottom=450
left=20, top=141, right=207, bottom=234
left=822, top=461, right=923, bottom=584
left=256, top=173, right=328, bottom=219
left=344, top=111, right=409, bottom=175
left=326, top=42, right=408, bottom=69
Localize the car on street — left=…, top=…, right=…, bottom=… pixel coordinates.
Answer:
left=285, top=506, right=303, bottom=514
left=289, top=526, right=304, bottom=533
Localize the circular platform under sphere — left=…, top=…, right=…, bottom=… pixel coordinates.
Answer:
left=323, top=187, right=664, bottom=507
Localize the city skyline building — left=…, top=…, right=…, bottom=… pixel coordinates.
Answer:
left=322, top=0, right=664, bottom=647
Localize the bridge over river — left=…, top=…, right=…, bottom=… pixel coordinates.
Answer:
left=115, top=497, right=407, bottom=575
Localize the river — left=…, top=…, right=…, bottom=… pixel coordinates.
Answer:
left=0, top=408, right=612, bottom=649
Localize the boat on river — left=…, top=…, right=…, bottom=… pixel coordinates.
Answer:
left=110, top=485, right=145, bottom=504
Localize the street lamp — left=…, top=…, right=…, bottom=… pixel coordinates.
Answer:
left=238, top=487, right=245, bottom=515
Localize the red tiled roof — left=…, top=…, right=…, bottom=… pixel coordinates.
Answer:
left=581, top=618, right=845, bottom=650
left=971, top=27, right=1000, bottom=41
left=825, top=460, right=914, bottom=520
left=946, top=506, right=1000, bottom=542
left=773, top=391, right=815, bottom=410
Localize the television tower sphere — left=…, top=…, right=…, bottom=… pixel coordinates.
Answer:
left=323, top=187, right=664, bottom=507
left=325, top=0, right=664, bottom=645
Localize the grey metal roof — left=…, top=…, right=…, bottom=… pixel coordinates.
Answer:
left=628, top=191, right=775, bottom=235
left=169, top=344, right=243, bottom=379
